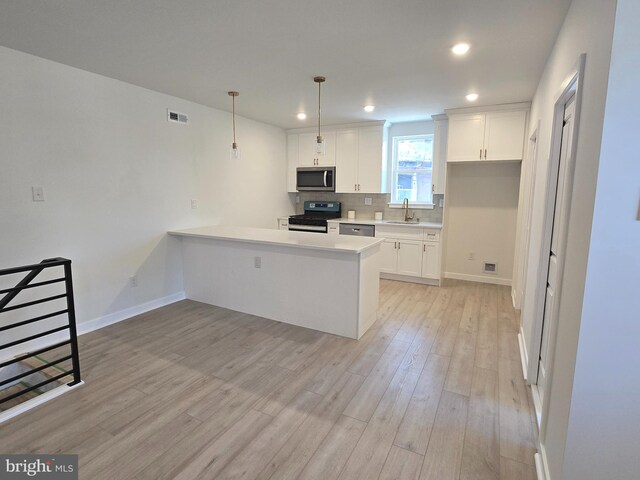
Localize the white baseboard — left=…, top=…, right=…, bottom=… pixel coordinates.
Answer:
left=0, top=381, right=84, bottom=425
left=444, top=272, right=512, bottom=286
left=536, top=444, right=551, bottom=480
left=518, top=327, right=529, bottom=383
left=77, top=291, right=186, bottom=335
left=380, top=273, right=440, bottom=286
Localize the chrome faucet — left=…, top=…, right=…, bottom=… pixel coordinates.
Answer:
left=402, top=198, right=415, bottom=222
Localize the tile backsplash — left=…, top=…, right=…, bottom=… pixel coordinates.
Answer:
left=294, top=193, right=444, bottom=224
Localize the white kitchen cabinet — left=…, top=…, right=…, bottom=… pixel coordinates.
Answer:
left=357, top=126, right=385, bottom=193
left=447, top=107, right=527, bottom=162
left=379, top=239, right=398, bottom=274
left=447, top=114, right=486, bottom=162
left=297, top=132, right=336, bottom=167
left=483, top=110, right=527, bottom=161
left=421, top=242, right=440, bottom=279
left=431, top=115, right=448, bottom=195
left=287, top=134, right=299, bottom=192
left=336, top=125, right=387, bottom=193
left=335, top=129, right=358, bottom=193
left=396, top=240, right=423, bottom=277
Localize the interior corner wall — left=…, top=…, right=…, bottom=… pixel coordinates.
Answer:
left=516, top=0, right=617, bottom=478
left=0, top=46, right=293, bottom=338
left=561, top=0, right=640, bottom=477
left=444, top=162, right=520, bottom=285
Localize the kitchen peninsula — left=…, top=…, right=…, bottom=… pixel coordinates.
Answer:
left=169, top=226, right=383, bottom=339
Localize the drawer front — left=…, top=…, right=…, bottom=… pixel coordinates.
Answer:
left=375, top=226, right=423, bottom=241
left=423, top=230, right=440, bottom=242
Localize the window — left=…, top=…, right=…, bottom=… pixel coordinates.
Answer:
left=390, top=134, right=434, bottom=206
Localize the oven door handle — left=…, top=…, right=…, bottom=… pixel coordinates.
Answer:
left=323, top=170, right=328, bottom=187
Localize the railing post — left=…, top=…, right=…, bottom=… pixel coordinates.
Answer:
left=63, top=260, right=82, bottom=385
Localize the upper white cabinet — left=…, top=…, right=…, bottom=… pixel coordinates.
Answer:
left=348, top=125, right=387, bottom=193
left=431, top=114, right=448, bottom=195
left=446, top=106, right=528, bottom=163
left=287, top=122, right=388, bottom=193
left=297, top=132, right=336, bottom=167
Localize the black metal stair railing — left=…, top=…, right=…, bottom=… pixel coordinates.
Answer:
left=0, top=258, right=81, bottom=407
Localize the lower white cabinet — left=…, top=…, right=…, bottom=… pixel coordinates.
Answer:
left=421, top=242, right=440, bottom=279
left=375, top=226, right=442, bottom=284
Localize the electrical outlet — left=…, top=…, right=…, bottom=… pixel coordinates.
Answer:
left=296, top=195, right=300, bottom=204
left=439, top=198, right=444, bottom=208
left=467, top=252, right=475, bottom=261
left=32, top=186, right=44, bottom=202
left=190, top=199, right=198, bottom=209
left=129, top=275, right=138, bottom=287
left=364, top=197, right=372, bottom=206
left=254, top=256, right=261, bottom=268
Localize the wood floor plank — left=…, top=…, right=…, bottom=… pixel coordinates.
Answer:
left=419, top=391, right=469, bottom=480
left=257, top=371, right=364, bottom=480
left=498, top=357, right=536, bottom=465
left=499, top=456, right=537, bottom=480
left=460, top=367, right=500, bottom=480
left=215, top=389, right=322, bottom=480
left=297, top=415, right=367, bottom=480
left=475, top=284, right=499, bottom=371
left=337, top=321, right=431, bottom=480
left=342, top=336, right=411, bottom=422
left=433, top=286, right=466, bottom=356
left=379, top=445, right=424, bottom=480
left=170, top=409, right=273, bottom=480
left=444, top=330, right=477, bottom=396
left=394, top=353, right=450, bottom=454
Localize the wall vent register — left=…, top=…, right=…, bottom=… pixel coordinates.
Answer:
left=483, top=262, right=498, bottom=274
left=167, top=109, right=189, bottom=125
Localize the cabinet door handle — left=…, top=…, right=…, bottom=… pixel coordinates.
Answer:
left=480, top=148, right=482, bottom=159
left=423, top=244, right=426, bottom=252
left=398, top=242, right=401, bottom=250
left=358, top=184, right=360, bottom=191
left=484, top=149, right=487, bottom=159
left=355, top=184, right=357, bottom=191
left=394, top=241, right=397, bottom=249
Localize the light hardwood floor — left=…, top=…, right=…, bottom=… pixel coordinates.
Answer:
left=0, top=279, right=538, bottom=480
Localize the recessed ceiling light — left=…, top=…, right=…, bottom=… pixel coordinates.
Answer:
left=452, top=43, right=471, bottom=56
left=466, top=93, right=479, bottom=101
left=364, top=105, right=375, bottom=112
left=297, top=112, right=307, bottom=120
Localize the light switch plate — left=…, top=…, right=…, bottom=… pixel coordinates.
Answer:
left=191, top=199, right=198, bottom=209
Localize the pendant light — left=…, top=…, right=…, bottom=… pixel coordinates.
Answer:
left=314, top=76, right=326, bottom=156
left=228, top=91, right=241, bottom=160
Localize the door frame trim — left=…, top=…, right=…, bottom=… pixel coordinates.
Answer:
left=528, top=54, right=586, bottom=440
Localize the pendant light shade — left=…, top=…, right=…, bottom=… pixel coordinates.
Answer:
left=314, top=76, right=326, bottom=156
left=228, top=91, right=241, bottom=160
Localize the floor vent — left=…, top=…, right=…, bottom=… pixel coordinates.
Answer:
left=483, top=262, right=498, bottom=274
left=167, top=109, right=189, bottom=125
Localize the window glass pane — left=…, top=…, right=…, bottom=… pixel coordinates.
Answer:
left=391, top=134, right=434, bottom=204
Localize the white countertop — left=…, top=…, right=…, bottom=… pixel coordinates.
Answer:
left=169, top=225, right=384, bottom=254
left=328, top=218, right=443, bottom=229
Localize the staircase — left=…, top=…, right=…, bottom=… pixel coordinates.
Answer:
left=0, top=258, right=81, bottom=417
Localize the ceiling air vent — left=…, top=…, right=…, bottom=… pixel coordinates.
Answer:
left=167, top=109, right=189, bottom=125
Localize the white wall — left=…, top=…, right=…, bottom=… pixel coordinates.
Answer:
left=0, top=45, right=292, bottom=348
left=561, top=0, right=640, bottom=477
left=515, top=0, right=617, bottom=478
left=444, top=162, right=520, bottom=285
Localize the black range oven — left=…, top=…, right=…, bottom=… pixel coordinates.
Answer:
left=288, top=201, right=341, bottom=234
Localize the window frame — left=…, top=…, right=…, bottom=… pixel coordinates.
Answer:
left=388, top=134, right=435, bottom=209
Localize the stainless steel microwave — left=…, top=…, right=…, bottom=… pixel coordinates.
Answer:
left=296, top=167, right=336, bottom=192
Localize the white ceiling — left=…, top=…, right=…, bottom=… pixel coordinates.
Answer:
left=0, top=0, right=570, bottom=129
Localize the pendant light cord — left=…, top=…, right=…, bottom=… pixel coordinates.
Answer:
left=232, top=95, right=237, bottom=144
left=317, top=81, right=321, bottom=140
